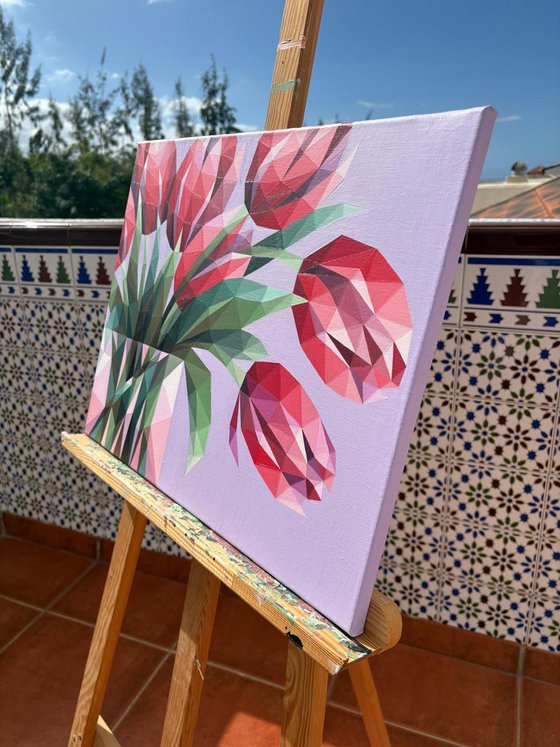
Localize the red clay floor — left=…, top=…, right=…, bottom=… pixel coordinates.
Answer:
left=1, top=534, right=559, bottom=746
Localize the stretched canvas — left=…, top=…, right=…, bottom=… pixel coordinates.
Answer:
left=87, top=107, right=495, bottom=635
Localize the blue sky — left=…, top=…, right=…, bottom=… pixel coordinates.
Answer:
left=3, top=0, right=559, bottom=179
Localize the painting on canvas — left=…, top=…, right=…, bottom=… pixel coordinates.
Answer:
left=86, top=107, right=495, bottom=635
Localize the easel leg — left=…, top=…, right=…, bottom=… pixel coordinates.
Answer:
left=348, top=659, right=391, bottom=747
left=68, top=501, right=147, bottom=747
left=160, top=559, right=221, bottom=747
left=280, top=643, right=329, bottom=747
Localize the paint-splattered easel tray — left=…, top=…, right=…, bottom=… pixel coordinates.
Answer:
left=62, top=431, right=401, bottom=675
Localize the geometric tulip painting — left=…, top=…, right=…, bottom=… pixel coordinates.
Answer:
left=86, top=107, right=496, bottom=635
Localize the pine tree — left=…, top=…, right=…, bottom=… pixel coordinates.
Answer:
left=172, top=77, right=194, bottom=138
left=1, top=255, right=15, bottom=281
left=200, top=56, right=237, bottom=135
left=76, top=256, right=92, bottom=284
left=56, top=257, right=70, bottom=284
left=537, top=270, right=560, bottom=309
left=468, top=268, right=493, bottom=305
left=68, top=50, right=119, bottom=155
left=113, top=72, right=136, bottom=154
left=131, top=64, right=164, bottom=141
left=95, top=256, right=111, bottom=285
left=47, top=96, right=66, bottom=153
left=37, top=255, right=52, bottom=283
left=501, top=269, right=528, bottom=307
left=20, top=256, right=34, bottom=282
left=0, top=7, right=41, bottom=147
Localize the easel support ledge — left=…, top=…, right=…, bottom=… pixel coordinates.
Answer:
left=62, top=432, right=401, bottom=678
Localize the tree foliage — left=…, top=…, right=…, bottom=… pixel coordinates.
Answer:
left=0, top=6, right=40, bottom=148
left=172, top=77, right=194, bottom=138
left=0, top=13, right=238, bottom=218
left=131, top=64, right=164, bottom=141
left=200, top=55, right=237, bottom=135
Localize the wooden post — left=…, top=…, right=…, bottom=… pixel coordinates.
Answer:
left=159, top=560, right=221, bottom=747
left=68, top=502, right=147, bottom=747
left=65, top=2, right=396, bottom=744
left=349, top=659, right=391, bottom=747
left=264, top=0, right=325, bottom=130
left=280, top=643, right=329, bottom=747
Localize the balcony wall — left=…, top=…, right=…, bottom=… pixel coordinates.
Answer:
left=1, top=218, right=559, bottom=651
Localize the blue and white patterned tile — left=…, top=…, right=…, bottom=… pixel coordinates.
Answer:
left=70, top=247, right=116, bottom=292
left=444, top=256, right=464, bottom=324
left=377, top=560, right=441, bottom=620
left=77, top=302, right=109, bottom=354
left=13, top=247, right=75, bottom=299
left=0, top=246, right=18, bottom=287
left=423, top=327, right=460, bottom=396
left=0, top=298, right=31, bottom=348
left=448, top=459, right=547, bottom=535
left=456, top=329, right=560, bottom=407
left=462, top=256, right=560, bottom=333
left=441, top=577, right=532, bottom=642
left=26, top=300, right=84, bottom=351
left=453, top=397, right=554, bottom=472
left=527, top=592, right=560, bottom=652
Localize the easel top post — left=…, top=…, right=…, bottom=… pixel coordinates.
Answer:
left=265, top=0, right=325, bottom=130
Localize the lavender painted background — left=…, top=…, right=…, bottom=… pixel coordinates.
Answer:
left=85, top=109, right=495, bottom=635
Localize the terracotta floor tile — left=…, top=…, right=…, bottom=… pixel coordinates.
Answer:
left=100, top=539, right=191, bottom=583
left=524, top=645, right=560, bottom=687
left=115, top=657, right=401, bottom=746
left=115, top=659, right=282, bottom=746
left=327, top=710, right=456, bottom=747
left=329, top=643, right=517, bottom=746
left=521, top=678, right=560, bottom=746
left=401, top=615, right=520, bottom=674
left=0, top=537, right=93, bottom=607
left=209, top=594, right=288, bottom=684
left=3, top=513, right=98, bottom=559
left=54, top=563, right=187, bottom=648
left=0, top=596, right=40, bottom=648
left=0, top=613, right=165, bottom=746
left=386, top=724, right=458, bottom=746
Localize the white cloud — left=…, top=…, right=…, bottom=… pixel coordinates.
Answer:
left=147, top=0, right=171, bottom=4
left=236, top=123, right=258, bottom=132
left=47, top=68, right=76, bottom=84
left=357, top=100, right=394, bottom=111
left=159, top=94, right=202, bottom=119
left=497, top=114, right=522, bottom=124
left=0, top=0, right=28, bottom=7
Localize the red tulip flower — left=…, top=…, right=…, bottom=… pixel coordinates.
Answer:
left=229, top=362, right=335, bottom=514
left=293, top=235, right=413, bottom=403
left=115, top=193, right=137, bottom=270
left=173, top=217, right=253, bottom=308
left=133, top=140, right=177, bottom=234
left=116, top=140, right=177, bottom=270
left=166, top=135, right=239, bottom=253
left=245, top=124, right=352, bottom=230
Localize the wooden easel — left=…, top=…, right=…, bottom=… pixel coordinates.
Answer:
left=65, top=3, right=403, bottom=745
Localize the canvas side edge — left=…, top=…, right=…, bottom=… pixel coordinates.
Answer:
left=343, top=106, right=497, bottom=637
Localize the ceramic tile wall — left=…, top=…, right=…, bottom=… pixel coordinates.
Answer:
left=1, top=225, right=559, bottom=650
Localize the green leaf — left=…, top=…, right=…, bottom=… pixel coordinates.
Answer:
left=183, top=349, right=212, bottom=473
left=238, top=246, right=302, bottom=276
left=172, top=205, right=249, bottom=304
left=255, top=203, right=362, bottom=252
left=159, top=278, right=304, bottom=348
left=188, top=328, right=267, bottom=364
